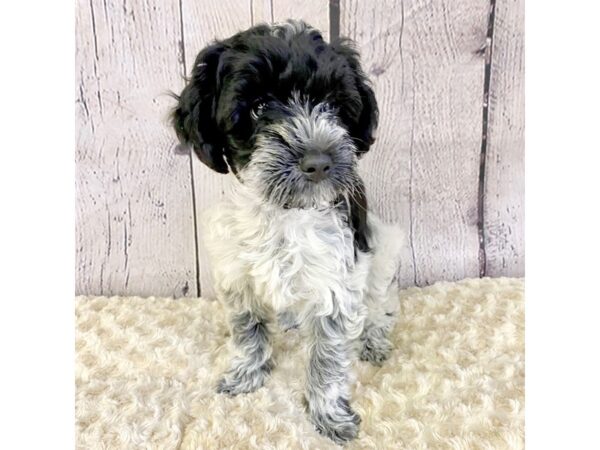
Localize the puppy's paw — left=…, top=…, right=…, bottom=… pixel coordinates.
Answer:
left=216, top=362, right=272, bottom=396
left=311, top=398, right=361, bottom=444
left=359, top=337, right=392, bottom=366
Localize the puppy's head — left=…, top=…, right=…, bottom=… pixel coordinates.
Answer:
left=172, top=20, right=378, bottom=208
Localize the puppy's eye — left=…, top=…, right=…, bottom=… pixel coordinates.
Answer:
left=250, top=101, right=267, bottom=120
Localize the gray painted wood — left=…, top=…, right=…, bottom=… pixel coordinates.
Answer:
left=75, top=0, right=197, bottom=297
left=75, top=0, right=525, bottom=297
left=255, top=0, right=330, bottom=41
left=484, top=0, right=525, bottom=276
left=341, top=0, right=490, bottom=286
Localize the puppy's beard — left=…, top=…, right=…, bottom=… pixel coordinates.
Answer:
left=239, top=95, right=359, bottom=208
left=241, top=153, right=348, bottom=209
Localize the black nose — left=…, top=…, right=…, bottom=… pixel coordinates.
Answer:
left=300, top=152, right=333, bottom=182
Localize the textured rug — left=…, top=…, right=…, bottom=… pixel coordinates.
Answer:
left=75, top=277, right=524, bottom=449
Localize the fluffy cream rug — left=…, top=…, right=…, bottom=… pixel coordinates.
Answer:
left=75, top=277, right=524, bottom=449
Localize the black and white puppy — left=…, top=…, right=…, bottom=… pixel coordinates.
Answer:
left=171, top=20, right=403, bottom=444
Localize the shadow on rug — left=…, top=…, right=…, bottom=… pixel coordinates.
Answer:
left=76, top=277, right=524, bottom=449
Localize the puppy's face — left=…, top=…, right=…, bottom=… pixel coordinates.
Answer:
left=172, top=21, right=378, bottom=208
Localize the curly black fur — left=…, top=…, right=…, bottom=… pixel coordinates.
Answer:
left=171, top=20, right=378, bottom=175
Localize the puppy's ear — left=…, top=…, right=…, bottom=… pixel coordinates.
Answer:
left=171, top=43, right=229, bottom=174
left=353, top=75, right=378, bottom=156
left=332, top=39, right=379, bottom=156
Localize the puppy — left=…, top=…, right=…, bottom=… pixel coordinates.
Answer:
left=171, top=20, right=403, bottom=444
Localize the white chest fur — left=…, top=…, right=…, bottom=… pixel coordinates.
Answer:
left=202, top=184, right=372, bottom=316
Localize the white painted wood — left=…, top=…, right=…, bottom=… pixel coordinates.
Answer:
left=484, top=0, right=525, bottom=276
left=341, top=0, right=490, bottom=286
left=253, top=0, right=330, bottom=40
left=252, top=0, right=274, bottom=25
left=75, top=0, right=197, bottom=297
left=75, top=0, right=524, bottom=296
left=181, top=0, right=253, bottom=297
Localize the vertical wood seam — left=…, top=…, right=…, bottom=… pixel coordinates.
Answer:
left=329, top=0, right=340, bottom=40
left=477, top=0, right=497, bottom=278
left=88, top=0, right=100, bottom=60
left=408, top=58, right=419, bottom=286
left=399, top=0, right=418, bottom=286
left=178, top=0, right=201, bottom=297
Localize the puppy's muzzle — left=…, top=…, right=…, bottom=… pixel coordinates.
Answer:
left=300, top=151, right=333, bottom=183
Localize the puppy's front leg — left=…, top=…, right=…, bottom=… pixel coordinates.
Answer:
left=306, top=309, right=362, bottom=444
left=217, top=302, right=273, bottom=396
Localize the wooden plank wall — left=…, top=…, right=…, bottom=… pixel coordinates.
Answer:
left=76, top=0, right=525, bottom=297
left=483, top=0, right=525, bottom=277
left=75, top=0, right=197, bottom=297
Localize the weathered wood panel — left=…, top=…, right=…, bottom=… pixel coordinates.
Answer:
left=484, top=0, right=525, bottom=276
left=75, top=0, right=197, bottom=297
left=75, top=0, right=525, bottom=296
left=341, top=0, right=490, bottom=286
left=252, top=0, right=330, bottom=40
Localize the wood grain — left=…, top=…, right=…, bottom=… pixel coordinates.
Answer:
left=341, top=0, right=490, bottom=286
left=75, top=0, right=197, bottom=297
left=252, top=0, right=330, bottom=40
left=484, top=0, right=525, bottom=276
left=75, top=0, right=525, bottom=296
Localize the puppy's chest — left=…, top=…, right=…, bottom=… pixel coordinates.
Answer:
left=209, top=203, right=357, bottom=287
left=204, top=198, right=373, bottom=308
left=249, top=208, right=354, bottom=269
left=251, top=209, right=358, bottom=303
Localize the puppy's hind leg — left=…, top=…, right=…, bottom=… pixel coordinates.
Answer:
left=360, top=217, right=403, bottom=366
left=217, top=297, right=274, bottom=396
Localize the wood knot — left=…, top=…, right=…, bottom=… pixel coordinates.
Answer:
left=370, top=65, right=386, bottom=76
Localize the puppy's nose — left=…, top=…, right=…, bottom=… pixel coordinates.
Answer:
left=300, top=152, right=333, bottom=182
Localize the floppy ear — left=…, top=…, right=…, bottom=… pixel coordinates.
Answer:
left=332, top=39, right=379, bottom=156
left=171, top=43, right=229, bottom=174
left=353, top=75, right=378, bottom=155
